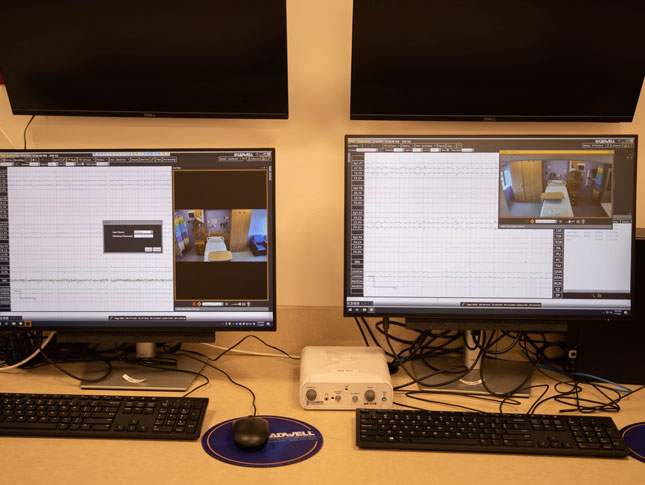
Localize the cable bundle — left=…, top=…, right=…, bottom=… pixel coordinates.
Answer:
left=353, top=317, right=644, bottom=415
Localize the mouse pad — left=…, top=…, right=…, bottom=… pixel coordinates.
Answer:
left=620, top=422, right=645, bottom=463
left=201, top=415, right=323, bottom=467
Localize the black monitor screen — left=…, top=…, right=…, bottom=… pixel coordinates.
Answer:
left=0, top=1, right=288, bottom=118
left=344, top=135, right=637, bottom=321
left=0, top=149, right=276, bottom=330
left=350, top=0, right=644, bottom=121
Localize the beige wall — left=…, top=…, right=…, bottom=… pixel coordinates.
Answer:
left=0, top=0, right=643, bottom=309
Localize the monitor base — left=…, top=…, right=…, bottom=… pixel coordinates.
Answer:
left=412, top=357, right=532, bottom=398
left=81, top=354, right=206, bottom=392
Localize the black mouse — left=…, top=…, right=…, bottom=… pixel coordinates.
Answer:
left=232, top=416, right=270, bottom=452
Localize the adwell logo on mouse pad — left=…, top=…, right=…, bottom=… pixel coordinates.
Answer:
left=202, top=416, right=323, bottom=467
left=269, top=430, right=316, bottom=441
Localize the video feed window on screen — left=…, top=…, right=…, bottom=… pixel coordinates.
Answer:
left=344, top=136, right=636, bottom=319
left=498, top=151, right=614, bottom=228
left=172, top=169, right=270, bottom=303
left=0, top=150, right=275, bottom=329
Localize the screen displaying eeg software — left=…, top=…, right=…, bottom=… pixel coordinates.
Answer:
left=0, top=149, right=276, bottom=329
left=345, top=135, right=637, bottom=319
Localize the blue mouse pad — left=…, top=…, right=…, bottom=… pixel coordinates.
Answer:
left=202, top=415, right=323, bottom=467
left=620, top=422, right=645, bottom=463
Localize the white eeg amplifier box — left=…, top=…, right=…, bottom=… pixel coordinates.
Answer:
left=299, top=346, right=393, bottom=410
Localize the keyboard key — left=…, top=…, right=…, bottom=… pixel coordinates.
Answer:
left=411, top=437, right=479, bottom=445
left=516, top=440, right=534, bottom=447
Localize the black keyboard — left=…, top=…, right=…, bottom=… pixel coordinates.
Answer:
left=356, top=409, right=629, bottom=457
left=0, top=393, right=208, bottom=440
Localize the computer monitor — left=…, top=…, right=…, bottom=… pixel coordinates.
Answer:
left=350, top=0, right=644, bottom=122
left=0, top=1, right=289, bottom=119
left=0, top=148, right=276, bottom=390
left=344, top=135, right=637, bottom=395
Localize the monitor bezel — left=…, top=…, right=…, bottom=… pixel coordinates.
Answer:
left=343, top=134, right=638, bottom=323
left=0, top=147, right=277, bottom=333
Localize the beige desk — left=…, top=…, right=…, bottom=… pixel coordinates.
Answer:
left=1, top=348, right=644, bottom=485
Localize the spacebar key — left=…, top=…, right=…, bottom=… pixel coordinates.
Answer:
left=410, top=437, right=479, bottom=445
left=0, top=422, right=59, bottom=430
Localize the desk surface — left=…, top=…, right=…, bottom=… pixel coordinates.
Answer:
left=1, top=350, right=643, bottom=484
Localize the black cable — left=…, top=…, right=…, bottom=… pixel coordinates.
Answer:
left=375, top=319, right=421, bottom=345
left=185, top=336, right=295, bottom=415
left=360, top=317, right=384, bottom=349
left=373, top=318, right=462, bottom=370
left=181, top=351, right=257, bottom=415
left=134, top=358, right=209, bottom=394
left=417, top=332, right=464, bottom=372
left=393, top=399, right=486, bottom=414
left=354, top=317, right=369, bottom=346
left=384, top=319, right=478, bottom=388
left=582, top=383, right=645, bottom=413
left=403, top=389, right=522, bottom=408
left=567, top=381, right=620, bottom=413
left=1, top=330, right=42, bottom=368
left=456, top=329, right=540, bottom=400
left=519, top=333, right=570, bottom=372
left=353, top=319, right=639, bottom=415
left=351, top=318, right=631, bottom=415
left=391, top=330, right=426, bottom=364
left=396, top=394, right=487, bottom=414
left=398, top=382, right=575, bottom=416
left=209, top=334, right=298, bottom=362
left=23, top=115, right=35, bottom=149
left=37, top=334, right=113, bottom=383
left=499, top=383, right=550, bottom=415
left=526, top=374, right=645, bottom=415
left=412, top=330, right=461, bottom=360
left=463, top=329, right=544, bottom=399
left=392, top=400, right=434, bottom=412
left=472, top=331, right=522, bottom=355
left=354, top=318, right=460, bottom=373
left=389, top=324, right=539, bottom=402
left=479, top=350, right=542, bottom=399
left=528, top=380, right=588, bottom=414
left=211, top=362, right=257, bottom=416
left=162, top=342, right=183, bottom=355
left=513, top=337, right=633, bottom=414
left=8, top=333, right=17, bottom=364
left=557, top=380, right=637, bottom=414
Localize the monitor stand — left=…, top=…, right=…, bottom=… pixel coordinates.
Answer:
left=81, top=342, right=207, bottom=392
left=411, top=331, right=533, bottom=398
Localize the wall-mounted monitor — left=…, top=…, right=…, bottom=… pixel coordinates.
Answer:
left=0, top=1, right=288, bottom=119
left=350, top=0, right=644, bottom=122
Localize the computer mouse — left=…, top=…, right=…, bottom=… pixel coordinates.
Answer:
left=232, top=416, right=270, bottom=452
